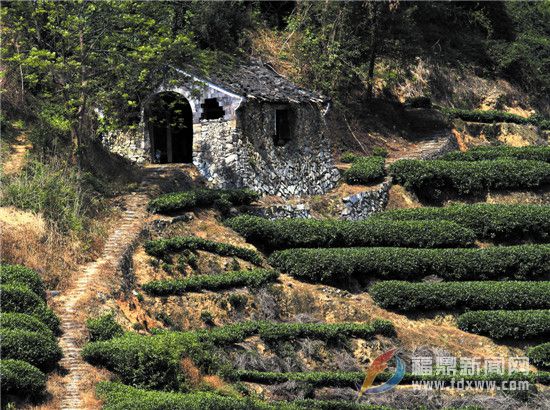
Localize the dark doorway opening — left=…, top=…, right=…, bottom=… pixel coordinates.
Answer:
left=147, top=92, right=193, bottom=163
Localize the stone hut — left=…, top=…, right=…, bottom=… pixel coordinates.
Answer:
left=102, top=61, right=340, bottom=196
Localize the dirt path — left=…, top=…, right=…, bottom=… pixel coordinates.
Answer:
left=2, top=132, right=32, bottom=175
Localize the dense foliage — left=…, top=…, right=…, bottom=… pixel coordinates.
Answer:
left=0, top=312, right=53, bottom=336
left=145, top=236, right=262, bottom=265
left=372, top=204, right=550, bottom=241
left=0, top=359, right=47, bottom=398
left=0, top=284, right=60, bottom=333
left=142, top=270, right=278, bottom=296
left=370, top=281, right=550, bottom=312
left=147, top=188, right=260, bottom=214
left=0, top=329, right=62, bottom=372
left=225, top=215, right=475, bottom=251
left=443, top=146, right=550, bottom=162
left=86, top=313, right=124, bottom=342
left=390, top=159, right=550, bottom=196
left=0, top=264, right=46, bottom=298
left=343, top=156, right=386, bottom=184
left=528, top=343, right=550, bottom=369
left=444, top=109, right=550, bottom=129
left=269, top=245, right=550, bottom=285
left=457, top=310, right=550, bottom=339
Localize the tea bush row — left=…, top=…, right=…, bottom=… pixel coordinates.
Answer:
left=225, top=215, right=475, bottom=251
left=343, top=156, right=386, bottom=184
left=444, top=108, right=550, bottom=129
left=269, top=245, right=550, bottom=285
left=389, top=159, right=550, bottom=195
left=0, top=359, right=46, bottom=398
left=142, top=270, right=279, bottom=296
left=528, top=343, right=550, bottom=369
left=0, top=312, right=53, bottom=336
left=372, top=204, right=550, bottom=241
left=369, top=281, right=550, bottom=311
left=0, top=264, right=46, bottom=298
left=0, top=329, right=62, bottom=372
left=86, top=313, right=124, bottom=342
left=145, top=236, right=263, bottom=265
left=147, top=188, right=260, bottom=214
left=442, top=146, right=550, bottom=162
left=457, top=310, right=550, bottom=339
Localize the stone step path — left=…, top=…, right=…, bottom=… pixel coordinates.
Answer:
left=57, top=167, right=180, bottom=410
left=386, top=132, right=458, bottom=164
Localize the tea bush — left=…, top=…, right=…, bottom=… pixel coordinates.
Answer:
left=147, top=188, right=260, bottom=214
left=86, top=313, right=124, bottom=342
left=0, top=284, right=60, bottom=333
left=340, top=151, right=359, bottom=163
left=145, top=236, right=262, bottom=265
left=225, top=215, right=475, bottom=251
left=142, top=270, right=278, bottom=296
left=457, top=310, right=550, bottom=339
left=370, top=281, right=550, bottom=311
left=0, top=264, right=46, bottom=298
left=442, top=146, right=550, bottom=162
left=444, top=108, right=550, bottom=130
left=0, top=313, right=53, bottom=336
left=343, top=156, right=385, bottom=184
left=0, top=329, right=62, bottom=372
left=528, top=343, right=550, bottom=369
left=0, top=359, right=46, bottom=398
left=372, top=204, right=550, bottom=241
left=389, top=159, right=550, bottom=195
left=269, top=245, right=549, bottom=285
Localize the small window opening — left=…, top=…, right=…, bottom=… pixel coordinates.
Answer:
left=274, top=108, right=291, bottom=146
left=200, top=98, right=225, bottom=120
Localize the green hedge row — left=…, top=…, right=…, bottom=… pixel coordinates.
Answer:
left=225, top=215, right=475, bottom=251
left=147, top=188, right=260, bottom=214
left=0, top=359, right=46, bottom=398
left=372, top=204, right=550, bottom=241
left=0, top=264, right=45, bottom=298
left=0, top=284, right=60, bottom=333
left=269, top=245, right=550, bottom=285
left=86, top=313, right=124, bottom=342
left=370, top=281, right=550, bottom=312
left=529, top=343, right=550, bottom=369
left=142, top=270, right=279, bottom=296
left=145, top=236, right=263, bottom=265
left=457, top=310, right=550, bottom=339
left=389, top=159, right=550, bottom=195
left=0, top=329, right=62, bottom=372
left=230, top=369, right=550, bottom=387
left=0, top=312, right=53, bottom=336
left=343, top=156, right=386, bottom=184
left=444, top=108, right=550, bottom=130
left=442, top=146, right=550, bottom=162
left=82, top=320, right=394, bottom=389
left=96, top=381, right=394, bottom=410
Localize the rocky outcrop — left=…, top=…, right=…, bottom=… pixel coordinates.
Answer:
left=340, top=181, right=391, bottom=220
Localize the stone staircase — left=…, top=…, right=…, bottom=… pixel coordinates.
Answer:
left=386, top=132, right=458, bottom=164
left=57, top=165, right=195, bottom=409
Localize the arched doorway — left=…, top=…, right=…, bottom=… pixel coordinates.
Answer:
left=146, top=92, right=193, bottom=163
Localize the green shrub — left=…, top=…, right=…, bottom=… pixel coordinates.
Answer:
left=225, top=215, right=475, bottom=251
left=442, top=146, right=550, bottom=162
left=389, top=159, right=550, bottom=195
left=370, top=281, right=550, bottom=312
left=230, top=370, right=548, bottom=387
left=0, top=313, right=53, bottom=336
left=269, top=245, right=549, bottom=285
left=147, top=188, right=260, bottom=214
left=340, top=151, right=359, bottom=163
left=528, top=343, right=550, bottom=369
left=86, top=313, right=124, bottom=342
left=372, top=147, right=389, bottom=158
left=0, top=329, right=62, bottom=372
left=372, top=204, right=550, bottom=241
left=0, top=159, right=90, bottom=232
left=0, top=284, right=60, bottom=333
left=144, top=236, right=262, bottom=265
left=343, top=156, right=385, bottom=184
left=142, top=270, right=279, bottom=296
left=0, top=359, right=47, bottom=398
left=228, top=293, right=248, bottom=309
left=95, top=381, right=294, bottom=410
left=0, top=264, right=46, bottom=298
left=457, top=310, right=550, bottom=339
left=444, top=108, right=550, bottom=130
